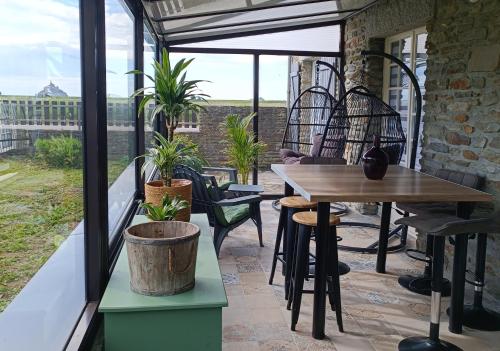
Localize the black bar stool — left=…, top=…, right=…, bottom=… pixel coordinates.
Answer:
left=395, top=215, right=499, bottom=351
left=269, top=196, right=317, bottom=300
left=396, top=169, right=482, bottom=297
left=288, top=211, right=343, bottom=333
left=452, top=232, right=500, bottom=331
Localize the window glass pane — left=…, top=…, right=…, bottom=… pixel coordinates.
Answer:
left=389, top=65, right=398, bottom=87
left=169, top=53, right=253, bottom=183
left=105, top=0, right=136, bottom=238
left=401, top=37, right=412, bottom=66
left=259, top=55, right=288, bottom=193
left=143, top=25, right=156, bottom=179
left=390, top=41, right=399, bottom=57
left=0, top=0, right=85, bottom=349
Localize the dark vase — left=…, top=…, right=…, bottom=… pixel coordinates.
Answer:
left=362, top=135, right=389, bottom=180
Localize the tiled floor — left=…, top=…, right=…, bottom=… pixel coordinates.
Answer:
left=218, top=201, right=500, bottom=351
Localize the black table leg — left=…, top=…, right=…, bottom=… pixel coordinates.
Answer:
left=376, top=202, right=392, bottom=273
left=449, top=202, right=470, bottom=334
left=312, top=202, right=330, bottom=339
left=285, top=182, right=293, bottom=196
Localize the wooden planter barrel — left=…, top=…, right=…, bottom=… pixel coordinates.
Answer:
left=124, top=221, right=200, bottom=296
left=144, top=179, right=192, bottom=222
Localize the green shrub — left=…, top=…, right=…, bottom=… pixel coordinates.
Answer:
left=35, top=136, right=82, bottom=168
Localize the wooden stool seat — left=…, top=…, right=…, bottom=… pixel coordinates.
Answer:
left=279, top=196, right=317, bottom=209
left=292, top=211, right=340, bottom=227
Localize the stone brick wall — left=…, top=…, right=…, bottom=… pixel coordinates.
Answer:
left=344, top=0, right=432, bottom=96
left=420, top=0, right=500, bottom=298
left=344, top=0, right=500, bottom=301
left=178, top=105, right=287, bottom=169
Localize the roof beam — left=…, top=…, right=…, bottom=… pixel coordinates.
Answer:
left=149, top=0, right=335, bottom=22
left=160, top=8, right=355, bottom=35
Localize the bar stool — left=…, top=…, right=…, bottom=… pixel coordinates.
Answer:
left=396, top=169, right=482, bottom=297
left=269, top=196, right=317, bottom=300
left=449, top=232, right=500, bottom=331
left=289, top=211, right=343, bottom=333
left=395, top=214, right=499, bottom=351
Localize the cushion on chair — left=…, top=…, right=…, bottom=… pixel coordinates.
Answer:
left=280, top=148, right=308, bottom=164
left=214, top=204, right=250, bottom=226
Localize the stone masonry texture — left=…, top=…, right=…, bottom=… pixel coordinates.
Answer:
left=344, top=0, right=500, bottom=302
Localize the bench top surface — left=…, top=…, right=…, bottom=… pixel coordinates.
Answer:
left=99, top=214, right=228, bottom=313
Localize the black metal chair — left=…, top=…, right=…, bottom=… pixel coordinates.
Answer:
left=395, top=215, right=499, bottom=351
left=396, top=169, right=483, bottom=297
left=173, top=165, right=263, bottom=257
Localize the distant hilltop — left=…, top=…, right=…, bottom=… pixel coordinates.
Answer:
left=36, top=81, right=68, bottom=98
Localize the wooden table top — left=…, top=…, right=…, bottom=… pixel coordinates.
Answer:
left=271, top=164, right=494, bottom=203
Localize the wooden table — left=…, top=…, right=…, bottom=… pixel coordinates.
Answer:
left=99, top=214, right=228, bottom=351
left=271, top=164, right=493, bottom=339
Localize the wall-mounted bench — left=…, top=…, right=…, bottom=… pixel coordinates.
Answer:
left=99, top=214, right=228, bottom=351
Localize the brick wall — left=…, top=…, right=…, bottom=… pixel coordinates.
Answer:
left=177, top=105, right=287, bottom=169
left=344, top=0, right=500, bottom=301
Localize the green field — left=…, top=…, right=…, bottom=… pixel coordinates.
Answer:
left=0, top=156, right=129, bottom=312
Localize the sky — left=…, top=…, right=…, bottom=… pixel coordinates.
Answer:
left=0, top=0, right=288, bottom=101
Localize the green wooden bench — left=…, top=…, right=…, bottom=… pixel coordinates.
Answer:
left=99, top=214, right=228, bottom=351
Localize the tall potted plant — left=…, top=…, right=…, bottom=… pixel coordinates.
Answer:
left=222, top=113, right=266, bottom=184
left=140, top=132, right=205, bottom=222
left=129, top=48, right=208, bottom=141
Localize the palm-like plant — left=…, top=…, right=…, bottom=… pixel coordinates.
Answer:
left=128, top=48, right=208, bottom=141
left=140, top=132, right=205, bottom=187
left=222, top=113, right=266, bottom=185
left=140, top=194, right=189, bottom=221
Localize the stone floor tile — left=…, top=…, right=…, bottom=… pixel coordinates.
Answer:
left=218, top=201, right=500, bottom=351
left=223, top=341, right=260, bottom=351
left=223, top=323, right=257, bottom=343
left=258, top=339, right=299, bottom=351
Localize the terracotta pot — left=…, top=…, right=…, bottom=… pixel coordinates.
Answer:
left=144, top=179, right=192, bottom=222
left=362, top=135, right=389, bottom=180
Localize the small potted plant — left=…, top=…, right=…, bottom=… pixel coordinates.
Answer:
left=140, top=194, right=189, bottom=221
left=140, top=132, right=205, bottom=222
left=222, top=113, right=266, bottom=184
left=125, top=194, right=200, bottom=296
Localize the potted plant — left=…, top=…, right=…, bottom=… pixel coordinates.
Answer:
left=222, top=113, right=266, bottom=184
left=140, top=132, right=205, bottom=222
left=128, top=48, right=208, bottom=142
left=140, top=194, right=189, bottom=221
left=125, top=194, right=200, bottom=296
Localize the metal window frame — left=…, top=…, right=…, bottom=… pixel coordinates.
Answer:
left=149, top=0, right=335, bottom=22
left=68, top=0, right=160, bottom=349
left=69, top=2, right=347, bottom=349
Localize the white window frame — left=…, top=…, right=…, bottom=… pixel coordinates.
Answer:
left=382, top=26, right=427, bottom=168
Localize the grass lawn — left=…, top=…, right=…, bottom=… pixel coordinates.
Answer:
left=0, top=157, right=83, bottom=312
left=0, top=156, right=130, bottom=312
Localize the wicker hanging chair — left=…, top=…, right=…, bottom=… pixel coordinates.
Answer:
left=320, top=85, right=406, bottom=166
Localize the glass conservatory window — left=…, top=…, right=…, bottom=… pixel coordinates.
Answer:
left=105, top=0, right=136, bottom=238
left=0, top=0, right=85, bottom=349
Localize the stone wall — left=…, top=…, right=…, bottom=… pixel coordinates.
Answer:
left=344, top=0, right=432, bottom=96
left=344, top=0, right=500, bottom=301
left=420, top=0, right=500, bottom=298
left=178, top=105, right=287, bottom=169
